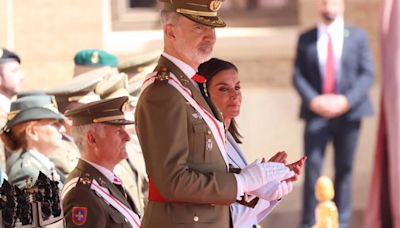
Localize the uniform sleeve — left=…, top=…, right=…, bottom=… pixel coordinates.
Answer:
left=63, top=186, right=107, bottom=228
left=135, top=84, right=237, bottom=204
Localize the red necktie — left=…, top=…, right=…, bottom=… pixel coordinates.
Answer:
left=323, top=33, right=336, bottom=94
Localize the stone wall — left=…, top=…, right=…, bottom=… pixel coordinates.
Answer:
left=1, top=0, right=105, bottom=90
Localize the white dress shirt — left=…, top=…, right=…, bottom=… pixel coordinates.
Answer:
left=317, top=17, right=344, bottom=84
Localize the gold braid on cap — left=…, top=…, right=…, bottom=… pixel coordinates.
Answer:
left=176, top=8, right=217, bottom=17
left=93, top=115, right=126, bottom=123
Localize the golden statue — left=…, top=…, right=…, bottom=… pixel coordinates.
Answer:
left=313, top=176, right=339, bottom=228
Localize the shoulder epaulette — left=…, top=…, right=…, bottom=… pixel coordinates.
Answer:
left=77, top=172, right=93, bottom=187
left=154, top=67, right=170, bottom=84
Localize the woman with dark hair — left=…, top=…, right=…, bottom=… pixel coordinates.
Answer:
left=198, top=58, right=306, bottom=227
left=0, top=93, right=66, bottom=188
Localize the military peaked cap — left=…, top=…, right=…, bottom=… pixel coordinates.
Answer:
left=65, top=96, right=134, bottom=126
left=160, top=0, right=226, bottom=27
left=3, top=93, right=65, bottom=131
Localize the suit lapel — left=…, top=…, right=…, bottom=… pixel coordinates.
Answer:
left=77, top=160, right=132, bottom=210
left=310, top=28, right=323, bottom=93
left=157, top=56, right=214, bottom=116
left=339, top=26, right=352, bottom=91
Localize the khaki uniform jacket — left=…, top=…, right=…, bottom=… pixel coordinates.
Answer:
left=63, top=159, right=137, bottom=228
left=7, top=150, right=64, bottom=188
left=135, top=56, right=237, bottom=228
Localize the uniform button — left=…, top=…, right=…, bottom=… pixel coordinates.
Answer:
left=193, top=216, right=199, bottom=222
left=207, top=130, right=211, bottom=135
left=125, top=218, right=128, bottom=222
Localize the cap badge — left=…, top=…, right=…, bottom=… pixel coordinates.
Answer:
left=91, top=51, right=99, bottom=64
left=209, top=0, right=222, bottom=12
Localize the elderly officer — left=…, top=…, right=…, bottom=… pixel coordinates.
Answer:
left=0, top=93, right=65, bottom=188
left=96, top=73, right=149, bottom=216
left=61, top=96, right=140, bottom=228
left=46, top=67, right=112, bottom=176
left=0, top=48, right=24, bottom=171
left=73, top=49, right=119, bottom=77
left=135, top=1, right=293, bottom=227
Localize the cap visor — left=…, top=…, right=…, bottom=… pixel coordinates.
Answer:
left=104, top=119, right=134, bottom=125
left=7, top=108, right=65, bottom=128
left=182, top=14, right=226, bottom=28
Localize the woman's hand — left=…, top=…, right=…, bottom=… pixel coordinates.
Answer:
left=266, top=151, right=307, bottom=182
left=268, top=151, right=288, bottom=164
left=285, top=156, right=307, bottom=182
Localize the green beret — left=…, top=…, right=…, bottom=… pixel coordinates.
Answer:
left=74, top=49, right=118, bottom=67
left=65, top=96, right=134, bottom=126
left=3, top=94, right=65, bottom=131
left=160, top=0, right=226, bottom=27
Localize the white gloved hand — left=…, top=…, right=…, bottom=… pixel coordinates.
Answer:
left=236, top=161, right=291, bottom=193
left=251, top=180, right=294, bottom=201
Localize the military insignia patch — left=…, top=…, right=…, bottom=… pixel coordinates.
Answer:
left=72, top=207, right=87, bottom=225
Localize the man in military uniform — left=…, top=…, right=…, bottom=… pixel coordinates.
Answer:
left=96, top=73, right=149, bottom=215
left=62, top=96, right=140, bottom=228
left=135, top=1, right=292, bottom=227
left=47, top=67, right=112, bottom=176
left=0, top=48, right=24, bottom=171
left=50, top=70, right=149, bottom=215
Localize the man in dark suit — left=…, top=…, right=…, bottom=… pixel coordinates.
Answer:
left=292, top=0, right=374, bottom=227
left=62, top=96, right=140, bottom=227
left=135, top=0, right=292, bottom=227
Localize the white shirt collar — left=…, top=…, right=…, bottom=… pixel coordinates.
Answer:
left=162, top=52, right=196, bottom=79
left=318, top=17, right=344, bottom=36
left=82, top=159, right=115, bottom=183
left=28, top=149, right=55, bottom=171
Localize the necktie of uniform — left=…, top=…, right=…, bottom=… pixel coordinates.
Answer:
left=323, top=33, right=336, bottom=94
left=191, top=73, right=221, bottom=120
left=113, top=175, right=140, bottom=214
left=113, top=175, right=126, bottom=196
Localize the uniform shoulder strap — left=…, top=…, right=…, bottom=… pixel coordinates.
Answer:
left=154, top=66, right=170, bottom=84
left=61, top=172, right=93, bottom=200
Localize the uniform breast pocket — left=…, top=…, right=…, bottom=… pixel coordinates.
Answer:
left=109, top=211, right=131, bottom=228
left=191, top=122, right=216, bottom=163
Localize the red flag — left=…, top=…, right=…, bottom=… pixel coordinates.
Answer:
left=366, top=0, right=400, bottom=227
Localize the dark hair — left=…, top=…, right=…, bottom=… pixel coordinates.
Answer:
left=198, top=58, right=243, bottom=144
